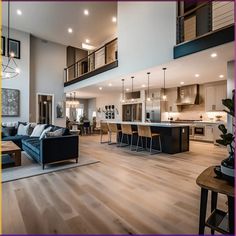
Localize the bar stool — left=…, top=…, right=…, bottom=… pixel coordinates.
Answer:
left=100, top=122, right=109, bottom=144
left=120, top=124, right=138, bottom=150
left=136, top=125, right=162, bottom=154
left=108, top=123, right=122, bottom=145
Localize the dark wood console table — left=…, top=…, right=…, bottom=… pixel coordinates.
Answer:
left=196, top=166, right=234, bottom=234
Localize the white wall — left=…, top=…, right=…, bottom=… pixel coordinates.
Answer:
left=2, top=27, right=30, bottom=122
left=64, top=1, right=176, bottom=93
left=30, top=36, right=66, bottom=127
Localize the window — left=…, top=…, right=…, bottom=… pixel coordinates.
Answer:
left=76, top=108, right=84, bottom=121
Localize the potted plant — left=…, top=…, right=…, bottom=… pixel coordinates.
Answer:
left=216, top=90, right=235, bottom=183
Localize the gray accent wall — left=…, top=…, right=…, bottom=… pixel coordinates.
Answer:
left=30, top=36, right=66, bottom=127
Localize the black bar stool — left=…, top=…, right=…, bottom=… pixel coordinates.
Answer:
left=136, top=125, right=162, bottom=154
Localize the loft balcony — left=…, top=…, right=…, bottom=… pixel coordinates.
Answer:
left=64, top=38, right=118, bottom=87
left=174, top=1, right=234, bottom=59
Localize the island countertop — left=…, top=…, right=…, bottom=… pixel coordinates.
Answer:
left=107, top=121, right=190, bottom=154
left=108, top=121, right=190, bottom=128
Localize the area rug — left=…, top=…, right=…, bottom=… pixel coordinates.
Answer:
left=2, top=151, right=100, bottom=183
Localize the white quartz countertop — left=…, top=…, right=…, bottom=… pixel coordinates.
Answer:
left=108, top=121, right=190, bottom=127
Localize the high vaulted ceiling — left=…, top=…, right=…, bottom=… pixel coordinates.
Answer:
left=70, top=42, right=234, bottom=98
left=2, top=1, right=117, bottom=48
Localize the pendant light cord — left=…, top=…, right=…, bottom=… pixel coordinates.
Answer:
left=147, top=72, right=150, bottom=98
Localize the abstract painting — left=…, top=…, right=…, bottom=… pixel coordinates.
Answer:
left=2, top=88, right=20, bottom=117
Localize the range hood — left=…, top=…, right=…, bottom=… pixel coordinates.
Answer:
left=176, top=84, right=200, bottom=105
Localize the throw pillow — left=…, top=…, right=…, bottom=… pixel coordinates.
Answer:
left=39, top=127, right=52, bottom=140
left=30, top=124, right=46, bottom=137
left=28, top=123, right=37, bottom=136
left=17, top=124, right=30, bottom=136
left=46, top=128, right=63, bottom=137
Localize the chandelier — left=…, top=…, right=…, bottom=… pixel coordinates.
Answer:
left=2, top=0, right=20, bottom=79
left=67, top=92, right=79, bottom=108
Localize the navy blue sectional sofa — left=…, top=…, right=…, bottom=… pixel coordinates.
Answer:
left=2, top=124, right=79, bottom=169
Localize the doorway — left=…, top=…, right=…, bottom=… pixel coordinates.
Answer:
left=37, top=94, right=54, bottom=124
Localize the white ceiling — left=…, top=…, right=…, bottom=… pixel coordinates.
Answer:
left=2, top=2, right=117, bottom=48
left=71, top=42, right=234, bottom=98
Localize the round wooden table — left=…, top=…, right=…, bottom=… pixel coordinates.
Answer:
left=196, top=166, right=234, bottom=235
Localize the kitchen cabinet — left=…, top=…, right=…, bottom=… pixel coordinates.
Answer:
left=204, top=124, right=214, bottom=142
left=205, top=83, right=226, bottom=111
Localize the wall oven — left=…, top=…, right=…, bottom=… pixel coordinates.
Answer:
left=194, top=126, right=205, bottom=136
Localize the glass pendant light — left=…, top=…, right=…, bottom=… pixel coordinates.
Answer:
left=131, top=76, right=134, bottom=102
left=147, top=72, right=151, bottom=101
left=2, top=0, right=20, bottom=79
left=162, top=68, right=167, bottom=101
left=121, top=79, right=125, bottom=103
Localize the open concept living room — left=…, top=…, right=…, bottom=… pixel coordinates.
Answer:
left=1, top=1, right=235, bottom=235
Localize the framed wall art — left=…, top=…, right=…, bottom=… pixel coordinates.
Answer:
left=8, top=38, right=21, bottom=59
left=1, top=36, right=5, bottom=56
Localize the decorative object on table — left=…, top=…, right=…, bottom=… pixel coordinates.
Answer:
left=216, top=90, right=234, bottom=184
left=2, top=88, right=20, bottom=117
left=1, top=36, right=5, bottom=56
left=8, top=38, right=21, bottom=59
left=56, top=102, right=64, bottom=118
left=2, top=0, right=20, bottom=79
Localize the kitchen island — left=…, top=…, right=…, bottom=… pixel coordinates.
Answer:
left=109, top=121, right=190, bottom=154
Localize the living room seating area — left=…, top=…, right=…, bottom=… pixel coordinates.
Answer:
left=2, top=122, right=79, bottom=169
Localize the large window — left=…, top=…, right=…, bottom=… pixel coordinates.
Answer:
left=66, top=104, right=84, bottom=121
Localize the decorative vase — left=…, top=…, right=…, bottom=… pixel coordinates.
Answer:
left=221, top=154, right=234, bottom=184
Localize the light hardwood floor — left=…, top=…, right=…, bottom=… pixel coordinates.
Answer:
left=2, top=135, right=229, bottom=234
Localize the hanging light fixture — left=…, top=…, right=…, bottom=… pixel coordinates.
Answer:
left=131, top=76, right=134, bottom=102
left=147, top=72, right=151, bottom=101
left=121, top=79, right=125, bottom=103
left=2, top=0, right=20, bottom=79
left=162, top=68, right=167, bottom=101
left=67, top=92, right=79, bottom=108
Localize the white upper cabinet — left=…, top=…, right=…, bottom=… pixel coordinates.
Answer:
left=205, top=83, right=227, bottom=111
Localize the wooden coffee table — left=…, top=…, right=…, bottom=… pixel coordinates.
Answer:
left=1, top=141, right=21, bottom=166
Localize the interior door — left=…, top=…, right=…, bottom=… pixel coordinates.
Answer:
left=38, top=94, right=53, bottom=124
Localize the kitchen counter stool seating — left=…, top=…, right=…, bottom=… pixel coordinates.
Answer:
left=100, top=122, right=109, bottom=144
left=108, top=123, right=122, bottom=145
left=120, top=124, right=138, bottom=150
left=136, top=125, right=162, bottom=154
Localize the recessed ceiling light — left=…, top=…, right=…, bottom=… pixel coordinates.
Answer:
left=108, top=83, right=112, bottom=87
left=112, top=16, right=117, bottom=23
left=85, top=39, right=90, bottom=44
left=211, top=53, right=217, bottom=58
left=68, top=28, right=73, bottom=33
left=141, top=84, right=146, bottom=88
left=180, top=81, right=185, bottom=85
left=16, top=9, right=22, bottom=15
left=195, top=74, right=200, bottom=78
left=219, top=74, right=224, bottom=78
left=84, top=9, right=89, bottom=15
left=99, top=87, right=102, bottom=90
left=126, top=88, right=130, bottom=91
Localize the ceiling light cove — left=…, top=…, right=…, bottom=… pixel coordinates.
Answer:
left=112, top=16, right=117, bottom=23
left=68, top=28, right=73, bottom=34
left=85, top=39, right=90, bottom=44
left=219, top=74, right=224, bottom=78
left=84, top=9, right=89, bottom=16
left=16, top=9, right=22, bottom=15
left=211, top=53, right=217, bottom=58
left=195, top=74, right=200, bottom=78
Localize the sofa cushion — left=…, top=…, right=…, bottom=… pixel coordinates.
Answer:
left=22, top=138, right=40, bottom=155
left=39, top=127, right=52, bottom=140
left=30, top=124, right=46, bottom=137
left=2, top=135, right=29, bottom=149
left=2, top=126, right=17, bottom=137
left=17, top=124, right=30, bottom=136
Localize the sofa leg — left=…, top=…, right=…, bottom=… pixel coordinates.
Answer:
left=42, top=164, right=45, bottom=170
left=76, top=158, right=78, bottom=163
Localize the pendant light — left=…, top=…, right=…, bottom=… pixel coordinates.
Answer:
left=2, top=0, right=20, bottom=79
left=147, top=72, right=151, bottom=101
left=162, top=68, right=167, bottom=101
left=131, top=76, right=134, bottom=102
left=121, top=79, right=125, bottom=103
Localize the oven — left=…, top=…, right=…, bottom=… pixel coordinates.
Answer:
left=194, top=126, right=205, bottom=136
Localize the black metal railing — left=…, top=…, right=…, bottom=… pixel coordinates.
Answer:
left=177, top=1, right=234, bottom=44
left=64, top=38, right=118, bottom=83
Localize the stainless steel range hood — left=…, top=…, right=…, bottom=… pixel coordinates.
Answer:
left=176, top=84, right=200, bottom=105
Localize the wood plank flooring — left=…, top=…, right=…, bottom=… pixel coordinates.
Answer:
left=2, top=135, right=229, bottom=234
